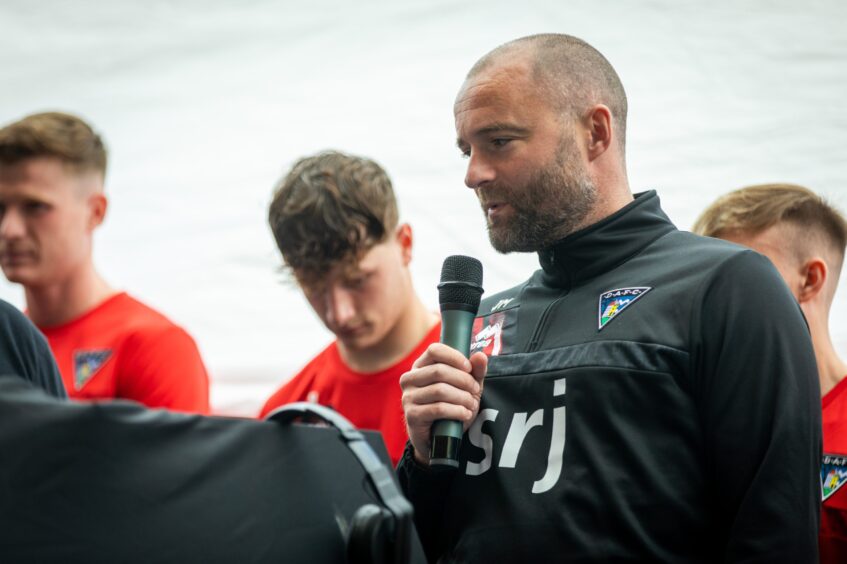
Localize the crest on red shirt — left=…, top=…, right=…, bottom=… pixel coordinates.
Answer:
left=821, top=453, right=847, bottom=501
left=73, top=349, right=112, bottom=391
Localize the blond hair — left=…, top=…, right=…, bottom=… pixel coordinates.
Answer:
left=0, top=111, right=107, bottom=177
left=693, top=183, right=847, bottom=274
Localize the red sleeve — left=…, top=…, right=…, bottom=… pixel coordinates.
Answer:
left=258, top=368, right=317, bottom=419
left=116, top=325, right=210, bottom=414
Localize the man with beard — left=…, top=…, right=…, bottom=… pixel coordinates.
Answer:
left=397, top=34, right=820, bottom=562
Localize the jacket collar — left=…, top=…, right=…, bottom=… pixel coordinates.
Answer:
left=537, top=191, right=676, bottom=289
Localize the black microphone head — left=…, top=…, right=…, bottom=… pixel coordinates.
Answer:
left=438, top=255, right=483, bottom=312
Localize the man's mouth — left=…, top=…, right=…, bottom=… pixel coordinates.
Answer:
left=483, top=202, right=509, bottom=220
left=337, top=324, right=368, bottom=338
left=478, top=188, right=511, bottom=222
left=0, top=248, right=35, bottom=265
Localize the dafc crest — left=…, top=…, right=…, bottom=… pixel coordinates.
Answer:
left=821, top=453, right=847, bottom=501
left=598, top=287, right=652, bottom=330
left=73, top=349, right=112, bottom=391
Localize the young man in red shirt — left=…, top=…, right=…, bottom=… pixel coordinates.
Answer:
left=0, top=112, right=209, bottom=413
left=260, top=150, right=439, bottom=465
left=695, top=183, right=847, bottom=563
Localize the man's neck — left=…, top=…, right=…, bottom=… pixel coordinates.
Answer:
left=817, top=344, right=847, bottom=399
left=808, top=318, right=847, bottom=398
left=25, top=264, right=116, bottom=328
left=339, top=295, right=438, bottom=374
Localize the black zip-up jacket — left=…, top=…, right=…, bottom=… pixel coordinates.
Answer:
left=0, top=298, right=65, bottom=399
left=398, top=191, right=821, bottom=563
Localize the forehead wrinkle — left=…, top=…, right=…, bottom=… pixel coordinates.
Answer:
left=454, top=60, right=561, bottom=160
left=455, top=59, right=534, bottom=109
left=454, top=80, right=500, bottom=120
left=455, top=97, right=548, bottom=151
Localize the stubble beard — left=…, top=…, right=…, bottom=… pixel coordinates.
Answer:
left=486, top=140, right=598, bottom=254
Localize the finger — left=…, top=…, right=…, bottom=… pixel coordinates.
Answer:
left=404, top=381, right=479, bottom=413
left=405, top=401, right=475, bottom=428
left=469, top=352, right=488, bottom=387
left=412, top=342, right=473, bottom=372
left=400, top=363, right=480, bottom=395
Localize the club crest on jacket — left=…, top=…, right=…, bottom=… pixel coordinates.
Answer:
left=598, top=287, right=651, bottom=330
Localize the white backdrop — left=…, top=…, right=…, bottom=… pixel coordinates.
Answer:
left=1, top=0, right=845, bottom=415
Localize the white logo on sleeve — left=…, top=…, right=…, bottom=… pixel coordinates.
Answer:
left=491, top=298, right=514, bottom=312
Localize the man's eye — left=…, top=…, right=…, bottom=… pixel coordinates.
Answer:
left=459, top=148, right=471, bottom=159
left=24, top=202, right=48, bottom=213
left=492, top=138, right=511, bottom=148
left=344, top=273, right=373, bottom=290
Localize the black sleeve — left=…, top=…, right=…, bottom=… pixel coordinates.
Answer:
left=397, top=442, right=456, bottom=563
left=0, top=299, right=66, bottom=399
left=691, top=251, right=820, bottom=562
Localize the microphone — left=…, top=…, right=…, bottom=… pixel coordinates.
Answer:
left=430, top=255, right=484, bottom=468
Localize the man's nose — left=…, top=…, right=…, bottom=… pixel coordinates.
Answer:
left=464, top=152, right=496, bottom=189
left=0, top=208, right=25, bottom=240
left=325, top=285, right=356, bottom=327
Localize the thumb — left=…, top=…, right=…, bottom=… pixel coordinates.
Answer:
left=469, top=351, right=488, bottom=395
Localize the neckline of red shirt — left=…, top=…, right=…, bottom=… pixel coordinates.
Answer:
left=822, top=374, right=847, bottom=409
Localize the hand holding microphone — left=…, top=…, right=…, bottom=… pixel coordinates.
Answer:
left=400, top=255, right=485, bottom=468
left=430, top=255, right=484, bottom=467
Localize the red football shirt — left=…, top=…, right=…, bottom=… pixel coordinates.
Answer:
left=260, top=322, right=441, bottom=465
left=39, top=292, right=210, bottom=414
left=821, top=376, right=847, bottom=564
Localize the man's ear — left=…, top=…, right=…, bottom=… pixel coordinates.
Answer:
left=87, top=193, right=108, bottom=230
left=585, top=104, right=613, bottom=162
left=797, top=257, right=827, bottom=304
left=395, top=223, right=413, bottom=266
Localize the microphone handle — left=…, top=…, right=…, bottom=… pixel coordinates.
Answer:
left=430, top=308, right=475, bottom=468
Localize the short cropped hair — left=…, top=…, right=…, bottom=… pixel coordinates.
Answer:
left=0, top=112, right=107, bottom=177
left=693, top=183, right=847, bottom=265
left=268, top=150, right=399, bottom=287
left=469, top=33, right=628, bottom=150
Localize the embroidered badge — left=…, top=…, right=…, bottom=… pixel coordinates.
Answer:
left=471, top=312, right=506, bottom=357
left=821, top=453, right=847, bottom=501
left=73, top=349, right=112, bottom=391
left=598, top=287, right=652, bottom=330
